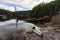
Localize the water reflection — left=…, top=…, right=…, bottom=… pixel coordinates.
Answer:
left=0, top=19, right=26, bottom=31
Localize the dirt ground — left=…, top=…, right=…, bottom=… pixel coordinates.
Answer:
left=26, top=27, right=60, bottom=40
left=0, top=27, right=60, bottom=40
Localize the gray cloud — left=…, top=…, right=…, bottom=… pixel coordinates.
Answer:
left=0, top=0, right=54, bottom=11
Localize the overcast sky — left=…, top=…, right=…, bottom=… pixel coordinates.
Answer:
left=0, top=0, right=54, bottom=11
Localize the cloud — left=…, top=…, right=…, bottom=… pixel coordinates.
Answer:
left=0, top=4, right=14, bottom=11
left=0, top=1, right=30, bottom=11
left=0, top=0, right=54, bottom=11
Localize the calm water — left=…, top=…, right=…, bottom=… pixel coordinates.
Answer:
left=0, top=19, right=27, bottom=31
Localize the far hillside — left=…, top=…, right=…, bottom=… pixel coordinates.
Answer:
left=0, top=9, right=31, bottom=21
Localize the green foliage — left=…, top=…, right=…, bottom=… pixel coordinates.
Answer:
left=0, top=9, right=12, bottom=21
left=30, top=0, right=60, bottom=18
left=30, top=3, right=46, bottom=18
left=0, top=9, right=31, bottom=21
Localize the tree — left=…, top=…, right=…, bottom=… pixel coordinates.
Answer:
left=30, top=0, right=59, bottom=18
left=30, top=3, right=46, bottom=18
